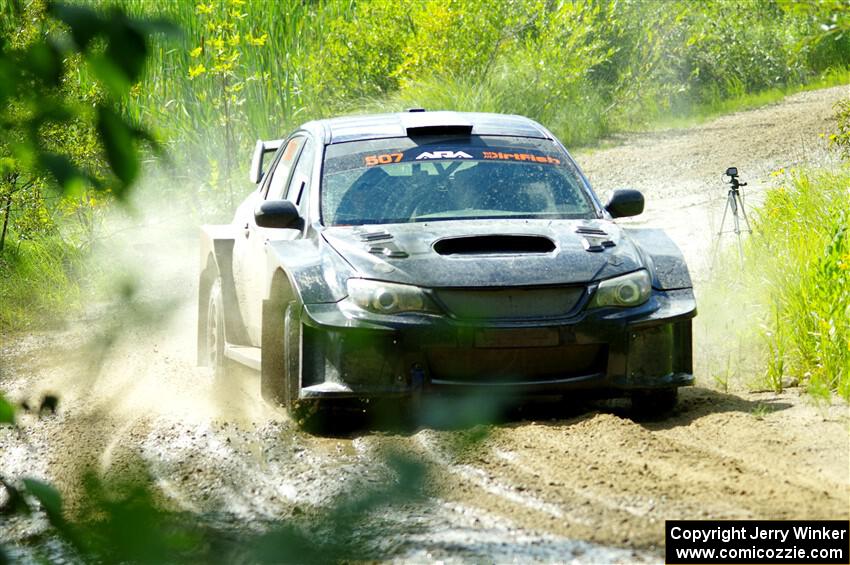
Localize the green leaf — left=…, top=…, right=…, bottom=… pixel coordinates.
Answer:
left=131, top=16, right=182, bottom=39
left=89, top=54, right=131, bottom=98
left=105, top=11, right=148, bottom=84
left=96, top=106, right=139, bottom=193
left=22, top=478, right=63, bottom=523
left=0, top=394, right=15, bottom=424
left=0, top=58, right=15, bottom=103
left=25, top=41, right=63, bottom=86
left=49, top=2, right=104, bottom=51
left=39, top=152, right=88, bottom=194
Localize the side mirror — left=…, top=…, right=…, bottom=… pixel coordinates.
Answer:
left=255, top=200, right=302, bottom=229
left=605, top=189, right=645, bottom=218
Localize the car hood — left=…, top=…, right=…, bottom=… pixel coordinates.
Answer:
left=321, top=219, right=645, bottom=288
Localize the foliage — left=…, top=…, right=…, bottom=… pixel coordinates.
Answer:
left=1, top=4, right=174, bottom=551
left=0, top=2, right=174, bottom=196
left=0, top=394, right=14, bottom=424
left=0, top=1, right=176, bottom=329
left=750, top=170, right=850, bottom=399
left=0, top=234, right=82, bottom=330
left=116, top=0, right=344, bottom=216
left=385, top=1, right=615, bottom=146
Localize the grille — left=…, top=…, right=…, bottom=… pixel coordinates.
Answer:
left=434, top=287, right=584, bottom=320
left=427, top=344, right=607, bottom=384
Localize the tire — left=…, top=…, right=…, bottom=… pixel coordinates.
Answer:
left=291, top=400, right=337, bottom=434
left=631, top=388, right=678, bottom=418
left=206, top=278, right=227, bottom=379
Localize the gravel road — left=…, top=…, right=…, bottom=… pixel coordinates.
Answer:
left=2, top=85, right=849, bottom=563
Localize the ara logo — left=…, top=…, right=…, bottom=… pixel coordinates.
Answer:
left=415, top=150, right=473, bottom=160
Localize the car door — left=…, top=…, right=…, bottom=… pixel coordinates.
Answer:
left=233, top=135, right=307, bottom=345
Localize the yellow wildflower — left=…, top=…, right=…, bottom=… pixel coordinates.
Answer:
left=246, top=32, right=268, bottom=46
left=188, top=63, right=206, bottom=78
left=213, top=61, right=233, bottom=73
left=228, top=33, right=241, bottom=47
left=196, top=2, right=213, bottom=14
left=190, top=46, right=203, bottom=58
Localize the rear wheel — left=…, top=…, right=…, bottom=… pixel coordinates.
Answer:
left=631, top=388, right=678, bottom=417
left=206, top=278, right=227, bottom=379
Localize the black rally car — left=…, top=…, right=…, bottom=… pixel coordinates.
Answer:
left=197, top=111, right=695, bottom=417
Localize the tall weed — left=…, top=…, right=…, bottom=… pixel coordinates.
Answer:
left=95, top=0, right=850, bottom=204
left=0, top=234, right=81, bottom=330
left=706, top=169, right=850, bottom=399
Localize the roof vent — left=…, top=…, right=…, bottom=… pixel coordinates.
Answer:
left=401, top=110, right=474, bottom=137
left=406, top=107, right=426, bottom=113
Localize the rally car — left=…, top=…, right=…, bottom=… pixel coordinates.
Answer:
left=197, top=110, right=695, bottom=422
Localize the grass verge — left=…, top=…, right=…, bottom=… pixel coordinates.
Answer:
left=700, top=167, right=850, bottom=400
left=0, top=234, right=81, bottom=332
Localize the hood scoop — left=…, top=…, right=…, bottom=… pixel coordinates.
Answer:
left=434, top=235, right=556, bottom=256
left=576, top=226, right=616, bottom=253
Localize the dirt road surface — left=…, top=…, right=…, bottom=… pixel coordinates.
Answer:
left=2, top=85, right=849, bottom=563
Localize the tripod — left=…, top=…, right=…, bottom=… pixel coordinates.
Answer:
left=713, top=169, right=752, bottom=266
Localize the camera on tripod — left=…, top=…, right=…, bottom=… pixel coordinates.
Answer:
left=713, top=166, right=752, bottom=265
left=723, top=167, right=747, bottom=191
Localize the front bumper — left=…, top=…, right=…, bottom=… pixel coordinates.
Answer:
left=294, top=288, right=695, bottom=400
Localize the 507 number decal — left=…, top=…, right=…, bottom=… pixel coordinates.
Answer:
left=364, top=153, right=403, bottom=166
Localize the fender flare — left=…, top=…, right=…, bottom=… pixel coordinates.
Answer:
left=197, top=225, right=251, bottom=365
left=624, top=228, right=693, bottom=290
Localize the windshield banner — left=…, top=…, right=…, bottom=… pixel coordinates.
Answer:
left=325, top=146, right=563, bottom=175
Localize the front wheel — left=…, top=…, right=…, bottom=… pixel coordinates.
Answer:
left=206, top=278, right=227, bottom=379
left=291, top=400, right=335, bottom=434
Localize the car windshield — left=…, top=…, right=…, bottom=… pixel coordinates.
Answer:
left=321, top=135, right=597, bottom=226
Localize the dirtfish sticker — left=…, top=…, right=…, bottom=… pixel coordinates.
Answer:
left=415, top=150, right=473, bottom=160
left=483, top=151, right=560, bottom=165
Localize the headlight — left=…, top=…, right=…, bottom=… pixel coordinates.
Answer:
left=346, top=279, right=440, bottom=315
left=588, top=269, right=651, bottom=308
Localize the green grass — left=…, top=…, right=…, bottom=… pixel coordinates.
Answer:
left=703, top=167, right=850, bottom=400
left=0, top=233, right=81, bottom=331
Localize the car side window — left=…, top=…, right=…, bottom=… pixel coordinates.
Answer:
left=264, top=136, right=305, bottom=200
left=284, top=139, right=315, bottom=211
